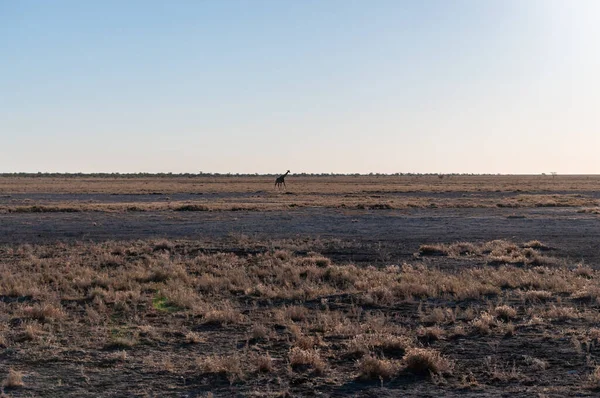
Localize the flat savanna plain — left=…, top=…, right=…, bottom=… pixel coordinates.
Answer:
left=2, top=175, right=600, bottom=397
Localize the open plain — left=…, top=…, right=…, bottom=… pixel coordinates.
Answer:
left=2, top=174, right=600, bottom=397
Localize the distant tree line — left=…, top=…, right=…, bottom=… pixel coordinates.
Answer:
left=0, top=172, right=505, bottom=178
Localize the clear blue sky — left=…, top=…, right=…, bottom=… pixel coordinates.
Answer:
left=2, top=0, right=598, bottom=174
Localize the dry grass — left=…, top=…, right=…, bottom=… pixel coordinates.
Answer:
left=0, top=238, right=597, bottom=395
left=418, top=240, right=564, bottom=267
left=288, top=347, right=326, bottom=374
left=417, top=326, right=445, bottom=342
left=403, top=347, right=454, bottom=375
left=0, top=175, right=598, bottom=214
left=494, top=305, right=517, bottom=321
left=197, top=354, right=244, bottom=383
left=522, top=290, right=553, bottom=302
left=358, top=356, right=399, bottom=380
left=253, top=353, right=274, bottom=373
left=2, top=174, right=600, bottom=195
left=588, top=366, right=600, bottom=390
left=3, top=369, right=24, bottom=388
left=471, top=312, right=496, bottom=335
left=184, top=331, right=204, bottom=344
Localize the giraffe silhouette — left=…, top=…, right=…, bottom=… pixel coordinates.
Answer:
left=275, top=170, right=290, bottom=189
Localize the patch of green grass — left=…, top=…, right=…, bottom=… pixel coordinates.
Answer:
left=152, top=295, right=181, bottom=313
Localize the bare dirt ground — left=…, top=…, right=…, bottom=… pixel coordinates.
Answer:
left=1, top=175, right=600, bottom=397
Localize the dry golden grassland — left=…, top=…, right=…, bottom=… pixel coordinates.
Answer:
left=3, top=174, right=600, bottom=194
left=0, top=175, right=599, bottom=213
left=2, top=238, right=600, bottom=396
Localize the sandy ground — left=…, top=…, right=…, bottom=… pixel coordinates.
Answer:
left=2, top=187, right=600, bottom=397
left=1, top=201, right=598, bottom=265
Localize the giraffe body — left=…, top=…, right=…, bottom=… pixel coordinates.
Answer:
left=275, top=170, right=290, bottom=189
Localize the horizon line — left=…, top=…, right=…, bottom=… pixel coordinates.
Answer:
left=0, top=172, right=592, bottom=177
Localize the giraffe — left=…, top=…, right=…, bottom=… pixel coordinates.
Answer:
left=275, top=170, right=290, bottom=189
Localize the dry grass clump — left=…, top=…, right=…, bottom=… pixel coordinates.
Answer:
left=3, top=369, right=24, bottom=388
left=494, top=305, right=517, bottom=321
left=450, top=325, right=467, bottom=338
left=203, top=304, right=246, bottom=326
left=502, top=322, right=516, bottom=337
left=418, top=241, right=489, bottom=257
left=588, top=366, right=600, bottom=390
left=403, top=347, right=454, bottom=375
left=197, top=354, right=244, bottom=382
left=471, top=312, right=496, bottom=335
left=184, top=331, right=204, bottom=344
left=374, top=334, right=412, bottom=354
left=345, top=336, right=371, bottom=358
left=347, top=333, right=411, bottom=358
left=288, top=347, right=326, bottom=374
left=523, top=240, right=549, bottom=250
left=293, top=333, right=321, bottom=350
left=418, top=239, right=563, bottom=267
left=253, top=353, right=274, bottom=373
left=417, top=326, right=445, bottom=343
left=106, top=336, right=138, bottom=349
left=543, top=306, right=579, bottom=321
left=523, top=355, right=548, bottom=371
left=173, top=203, right=210, bottom=212
left=358, top=356, right=399, bottom=380
left=418, top=244, right=450, bottom=256
left=571, top=285, right=600, bottom=302
left=589, top=328, right=600, bottom=341
left=154, top=285, right=201, bottom=312
left=483, top=357, right=523, bottom=382
left=297, top=254, right=332, bottom=268
left=19, top=321, right=44, bottom=342
left=21, top=303, right=66, bottom=322
left=283, top=305, right=309, bottom=322
left=420, top=307, right=453, bottom=325
left=250, top=324, right=270, bottom=341
left=522, top=290, right=553, bottom=302
left=574, top=264, right=594, bottom=278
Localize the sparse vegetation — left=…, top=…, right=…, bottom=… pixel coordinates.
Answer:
left=1, top=174, right=600, bottom=396
left=0, top=238, right=597, bottom=395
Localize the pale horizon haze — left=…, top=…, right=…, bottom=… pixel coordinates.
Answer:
left=2, top=1, right=599, bottom=174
